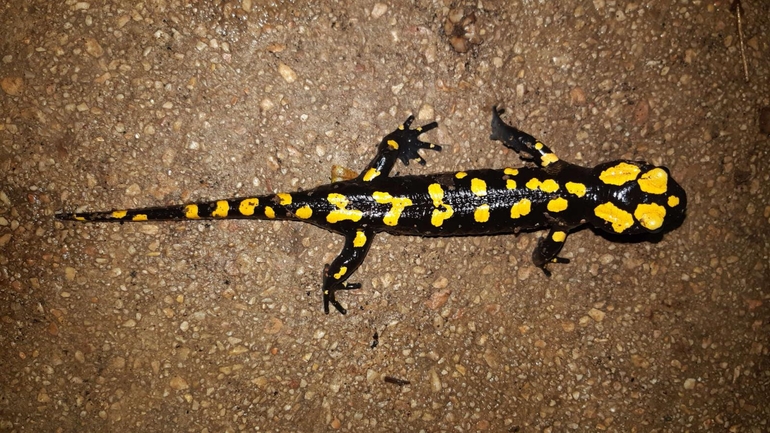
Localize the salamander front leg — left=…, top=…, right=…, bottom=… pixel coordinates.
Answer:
left=490, top=106, right=562, bottom=169
left=532, top=227, right=571, bottom=277
left=356, top=116, right=441, bottom=183
left=322, top=228, right=376, bottom=314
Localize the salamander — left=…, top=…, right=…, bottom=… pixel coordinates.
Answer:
left=57, top=107, right=688, bottom=314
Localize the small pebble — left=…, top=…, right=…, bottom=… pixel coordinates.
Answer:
left=588, top=308, right=605, bottom=322
left=683, top=378, right=696, bottom=390
left=1, top=77, right=23, bottom=96
left=278, top=62, right=297, bottom=83
left=169, top=376, right=189, bottom=390
left=371, top=3, right=388, bottom=18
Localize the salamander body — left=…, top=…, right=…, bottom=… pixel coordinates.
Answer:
left=57, top=107, right=687, bottom=314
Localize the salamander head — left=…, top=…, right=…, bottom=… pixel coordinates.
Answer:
left=587, top=160, right=687, bottom=236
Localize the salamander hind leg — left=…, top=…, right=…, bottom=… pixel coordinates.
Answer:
left=357, top=115, right=441, bottom=183
left=532, top=227, right=571, bottom=277
left=322, top=228, right=376, bottom=314
left=490, top=106, right=561, bottom=169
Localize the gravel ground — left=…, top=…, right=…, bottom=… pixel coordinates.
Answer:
left=1, top=1, right=768, bottom=431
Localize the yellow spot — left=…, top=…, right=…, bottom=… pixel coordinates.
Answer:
left=184, top=204, right=200, bottom=219
left=431, top=205, right=454, bottom=227
left=455, top=171, right=468, bottom=179
left=353, top=231, right=367, bottom=247
left=594, top=202, right=634, bottom=233
left=599, top=162, right=641, bottom=186
left=552, top=231, right=567, bottom=242
left=510, top=199, right=532, bottom=219
left=111, top=210, right=127, bottom=219
left=277, top=193, right=292, bottom=205
left=327, top=193, right=349, bottom=208
left=504, top=168, right=519, bottom=176
left=524, top=177, right=560, bottom=192
left=547, top=197, right=569, bottom=212
left=75, top=216, right=86, bottom=221
left=634, top=203, right=666, bottom=231
left=565, top=182, right=586, bottom=198
left=668, top=195, right=680, bottom=207
left=373, top=191, right=412, bottom=226
left=506, top=179, right=517, bottom=189
left=326, top=193, right=363, bottom=223
left=212, top=200, right=229, bottom=218
left=535, top=142, right=544, bottom=150
left=541, top=153, right=559, bottom=166
left=387, top=139, right=399, bottom=150
left=428, top=183, right=445, bottom=207
left=238, top=198, right=259, bottom=216
left=295, top=205, right=313, bottom=219
left=471, top=178, right=487, bottom=196
left=428, top=183, right=454, bottom=227
left=333, top=266, right=347, bottom=279
left=132, top=214, right=148, bottom=221
left=264, top=206, right=275, bottom=219
left=540, top=179, right=559, bottom=193
left=474, top=204, right=490, bottom=223
left=638, top=168, right=668, bottom=195
left=362, top=168, right=381, bottom=182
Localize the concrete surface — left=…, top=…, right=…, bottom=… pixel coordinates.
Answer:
left=1, top=0, right=768, bottom=431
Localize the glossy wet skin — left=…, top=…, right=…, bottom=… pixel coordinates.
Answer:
left=57, top=107, right=687, bottom=314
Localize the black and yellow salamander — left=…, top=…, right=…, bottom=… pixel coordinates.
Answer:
left=57, top=107, right=687, bottom=314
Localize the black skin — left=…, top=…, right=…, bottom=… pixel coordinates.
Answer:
left=57, top=107, right=687, bottom=314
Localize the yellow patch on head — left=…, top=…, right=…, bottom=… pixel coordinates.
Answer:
left=295, top=205, right=313, bottom=219
left=362, top=168, right=381, bottom=182
left=212, top=200, right=229, bottom=218
left=504, top=168, right=519, bottom=176
left=455, top=171, right=467, bottom=179
left=373, top=191, right=413, bottom=226
left=552, top=231, right=567, bottom=242
left=387, top=139, right=399, bottom=150
left=184, top=204, right=200, bottom=219
left=326, top=193, right=363, bottom=223
left=565, top=182, right=586, bottom=198
left=238, top=198, right=259, bottom=216
left=541, top=153, right=560, bottom=166
left=506, top=179, right=517, bottom=190
left=474, top=204, right=490, bottom=223
left=353, top=231, right=367, bottom=247
left=594, top=202, right=634, bottom=233
left=535, top=142, right=544, bottom=150
left=510, top=199, right=532, bottom=219
left=471, top=178, right=487, bottom=196
left=634, top=203, right=666, bottom=231
left=132, top=214, right=148, bottom=221
left=276, top=193, right=292, bottom=205
left=428, top=183, right=445, bottom=207
left=111, top=210, right=128, bottom=219
left=667, top=195, right=680, bottom=207
left=638, top=168, right=668, bottom=195
left=599, top=162, right=641, bottom=186
left=333, top=266, right=347, bottom=280
left=547, top=197, right=568, bottom=212
left=264, top=206, right=275, bottom=218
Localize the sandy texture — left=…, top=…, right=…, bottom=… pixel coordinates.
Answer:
left=1, top=1, right=768, bottom=431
